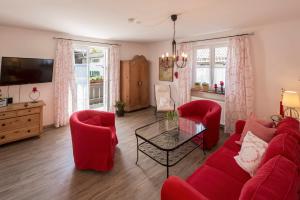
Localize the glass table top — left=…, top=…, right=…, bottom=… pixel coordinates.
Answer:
left=135, top=118, right=206, bottom=151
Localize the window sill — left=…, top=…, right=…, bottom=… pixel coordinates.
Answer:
left=191, top=88, right=225, bottom=102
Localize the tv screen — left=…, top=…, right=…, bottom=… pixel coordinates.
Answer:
left=0, top=57, right=54, bottom=86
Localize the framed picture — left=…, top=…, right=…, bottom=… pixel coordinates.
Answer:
left=159, top=57, right=174, bottom=82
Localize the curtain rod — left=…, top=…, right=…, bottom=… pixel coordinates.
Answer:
left=53, top=37, right=121, bottom=46
left=179, top=32, right=255, bottom=44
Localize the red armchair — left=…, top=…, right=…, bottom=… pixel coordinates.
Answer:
left=69, top=110, right=118, bottom=171
left=177, top=100, right=222, bottom=149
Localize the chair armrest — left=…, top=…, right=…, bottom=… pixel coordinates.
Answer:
left=96, top=111, right=115, bottom=127
left=235, top=120, right=246, bottom=134
left=161, top=176, right=209, bottom=200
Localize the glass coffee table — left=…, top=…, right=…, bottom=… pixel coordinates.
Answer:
left=135, top=117, right=206, bottom=177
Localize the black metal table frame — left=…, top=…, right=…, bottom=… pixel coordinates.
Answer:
left=135, top=120, right=206, bottom=178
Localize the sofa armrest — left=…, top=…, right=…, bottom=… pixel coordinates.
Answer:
left=235, top=120, right=246, bottom=134
left=161, top=176, right=209, bottom=200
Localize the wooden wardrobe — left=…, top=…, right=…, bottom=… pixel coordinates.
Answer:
left=120, top=55, right=149, bottom=112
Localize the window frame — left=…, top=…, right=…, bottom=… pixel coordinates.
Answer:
left=193, top=42, right=228, bottom=87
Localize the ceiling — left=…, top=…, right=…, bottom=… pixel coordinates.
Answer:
left=0, top=0, right=300, bottom=42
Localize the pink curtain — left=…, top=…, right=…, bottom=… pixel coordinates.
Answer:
left=53, top=39, right=76, bottom=127
left=108, top=45, right=120, bottom=112
left=176, top=43, right=193, bottom=106
left=225, top=36, right=254, bottom=133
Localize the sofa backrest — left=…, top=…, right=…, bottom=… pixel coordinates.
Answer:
left=239, top=155, right=300, bottom=200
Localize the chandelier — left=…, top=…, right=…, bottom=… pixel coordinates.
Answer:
left=160, top=14, right=187, bottom=69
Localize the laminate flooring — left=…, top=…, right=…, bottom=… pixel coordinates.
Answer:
left=0, top=108, right=228, bottom=200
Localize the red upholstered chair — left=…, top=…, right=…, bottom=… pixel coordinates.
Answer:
left=177, top=100, right=221, bottom=149
left=69, top=110, right=118, bottom=171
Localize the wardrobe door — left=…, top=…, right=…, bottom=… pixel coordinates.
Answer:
left=120, top=61, right=130, bottom=110
left=139, top=59, right=149, bottom=108
left=129, top=60, right=140, bottom=110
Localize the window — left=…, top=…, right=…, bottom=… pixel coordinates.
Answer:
left=193, top=45, right=228, bottom=87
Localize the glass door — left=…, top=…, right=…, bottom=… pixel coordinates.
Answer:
left=73, top=46, right=108, bottom=111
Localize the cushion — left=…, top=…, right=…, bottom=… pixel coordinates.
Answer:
left=187, top=164, right=244, bottom=200
left=236, top=117, right=276, bottom=145
left=82, top=115, right=101, bottom=126
left=250, top=113, right=274, bottom=128
left=234, top=132, right=268, bottom=176
left=223, top=133, right=242, bottom=152
left=205, top=147, right=251, bottom=183
left=239, top=155, right=300, bottom=200
left=275, top=126, right=300, bottom=141
left=277, top=117, right=299, bottom=130
left=260, top=133, right=300, bottom=167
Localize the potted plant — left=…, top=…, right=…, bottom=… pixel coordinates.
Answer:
left=166, top=111, right=178, bottom=121
left=202, top=82, right=209, bottom=92
left=115, top=101, right=125, bottom=117
left=165, top=111, right=178, bottom=130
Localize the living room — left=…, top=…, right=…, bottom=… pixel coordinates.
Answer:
left=0, top=1, right=300, bottom=200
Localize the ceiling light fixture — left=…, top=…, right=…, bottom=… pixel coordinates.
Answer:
left=160, top=14, right=187, bottom=69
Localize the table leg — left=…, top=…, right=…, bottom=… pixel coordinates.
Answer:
left=136, top=136, right=139, bottom=165
left=166, top=151, right=169, bottom=178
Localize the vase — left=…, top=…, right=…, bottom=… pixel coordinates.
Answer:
left=29, top=91, right=40, bottom=103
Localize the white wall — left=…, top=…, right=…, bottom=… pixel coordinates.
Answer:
left=251, top=19, right=300, bottom=119
left=0, top=26, right=148, bottom=126
left=146, top=19, right=300, bottom=119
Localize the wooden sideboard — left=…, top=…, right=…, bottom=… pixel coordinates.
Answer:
left=0, top=101, right=45, bottom=145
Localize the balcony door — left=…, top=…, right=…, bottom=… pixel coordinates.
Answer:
left=73, top=46, right=109, bottom=111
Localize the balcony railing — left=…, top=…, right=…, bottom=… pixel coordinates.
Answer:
left=89, top=80, right=103, bottom=107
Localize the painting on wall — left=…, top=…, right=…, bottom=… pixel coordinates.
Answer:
left=159, top=57, right=174, bottom=82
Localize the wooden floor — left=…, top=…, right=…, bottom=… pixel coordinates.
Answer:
left=0, top=108, right=228, bottom=200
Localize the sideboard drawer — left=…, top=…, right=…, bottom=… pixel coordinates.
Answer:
left=0, top=126, right=40, bottom=145
left=17, top=108, right=41, bottom=116
left=0, top=114, right=40, bottom=132
left=0, top=111, right=17, bottom=120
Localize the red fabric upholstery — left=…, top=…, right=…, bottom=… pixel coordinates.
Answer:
left=69, top=110, right=118, bottom=171
left=260, top=133, right=300, bottom=168
left=177, top=100, right=222, bottom=149
left=161, top=120, right=300, bottom=200
left=161, top=176, right=209, bottom=200
left=277, top=117, right=300, bottom=130
left=235, top=120, right=246, bottom=134
left=223, top=133, right=242, bottom=152
left=186, top=165, right=244, bottom=200
left=240, top=155, right=300, bottom=200
left=205, top=147, right=251, bottom=183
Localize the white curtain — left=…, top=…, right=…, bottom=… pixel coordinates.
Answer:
left=225, top=36, right=254, bottom=133
left=108, top=45, right=120, bottom=112
left=176, top=43, right=193, bottom=106
left=54, top=39, right=77, bottom=127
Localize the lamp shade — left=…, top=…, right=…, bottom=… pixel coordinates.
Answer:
left=282, top=91, right=300, bottom=108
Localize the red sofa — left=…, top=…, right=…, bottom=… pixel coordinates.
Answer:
left=161, top=118, right=300, bottom=200
left=69, top=110, right=118, bottom=171
left=178, top=100, right=222, bottom=149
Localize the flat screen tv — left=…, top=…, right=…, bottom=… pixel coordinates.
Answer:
left=0, top=57, right=54, bottom=86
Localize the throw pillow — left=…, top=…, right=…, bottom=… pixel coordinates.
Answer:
left=236, top=117, right=276, bottom=145
left=234, top=131, right=268, bottom=176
